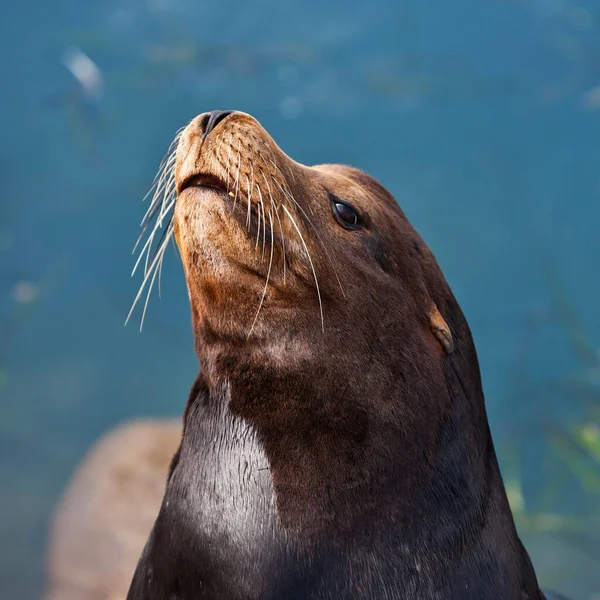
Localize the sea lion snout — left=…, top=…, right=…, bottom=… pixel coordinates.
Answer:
left=174, top=110, right=293, bottom=196
left=171, top=111, right=315, bottom=338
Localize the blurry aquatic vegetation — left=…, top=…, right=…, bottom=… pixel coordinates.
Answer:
left=544, top=263, right=600, bottom=500
left=502, top=259, right=600, bottom=560
left=551, top=423, right=600, bottom=494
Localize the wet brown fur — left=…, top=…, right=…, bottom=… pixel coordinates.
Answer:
left=127, top=112, right=546, bottom=600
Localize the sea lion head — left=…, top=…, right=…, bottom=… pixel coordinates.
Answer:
left=136, top=109, right=487, bottom=530
left=173, top=111, right=457, bottom=352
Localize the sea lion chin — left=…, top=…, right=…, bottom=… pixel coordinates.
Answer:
left=126, top=110, right=548, bottom=600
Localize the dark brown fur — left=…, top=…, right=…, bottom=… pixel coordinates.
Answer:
left=127, top=111, right=549, bottom=599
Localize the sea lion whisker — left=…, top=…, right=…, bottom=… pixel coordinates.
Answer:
left=260, top=170, right=287, bottom=283
left=146, top=162, right=166, bottom=192
left=132, top=217, right=156, bottom=255
left=245, top=172, right=253, bottom=230
left=267, top=157, right=289, bottom=185
left=214, top=135, right=225, bottom=160
left=140, top=167, right=176, bottom=232
left=155, top=185, right=176, bottom=224
left=255, top=184, right=263, bottom=249
left=125, top=236, right=169, bottom=329
left=144, top=193, right=176, bottom=274
left=135, top=199, right=165, bottom=264
left=256, top=150, right=291, bottom=187
left=263, top=178, right=286, bottom=281
left=141, top=170, right=164, bottom=208
left=225, top=138, right=233, bottom=191
left=259, top=139, right=295, bottom=182
left=212, top=136, right=227, bottom=184
left=139, top=235, right=171, bottom=332
left=132, top=228, right=157, bottom=276
left=142, top=229, right=161, bottom=274
left=281, top=203, right=324, bottom=332
left=140, top=196, right=161, bottom=229
left=142, top=226, right=159, bottom=276
left=149, top=213, right=175, bottom=273
left=140, top=164, right=175, bottom=227
left=140, top=192, right=165, bottom=228
left=150, top=149, right=177, bottom=193
left=143, top=222, right=173, bottom=317
left=271, top=177, right=345, bottom=298
left=173, top=124, right=186, bottom=139
left=259, top=184, right=267, bottom=258
left=253, top=172, right=271, bottom=258
left=147, top=137, right=179, bottom=190
left=233, top=139, right=242, bottom=212
left=156, top=149, right=177, bottom=183
left=157, top=221, right=174, bottom=299
left=156, top=180, right=177, bottom=226
left=132, top=197, right=175, bottom=276
left=248, top=205, right=275, bottom=337
left=128, top=127, right=183, bottom=330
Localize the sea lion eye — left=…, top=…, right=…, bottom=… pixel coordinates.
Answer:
left=331, top=197, right=361, bottom=229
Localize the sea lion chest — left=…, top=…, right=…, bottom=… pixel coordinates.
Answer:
left=127, top=398, right=297, bottom=599
left=125, top=395, right=528, bottom=600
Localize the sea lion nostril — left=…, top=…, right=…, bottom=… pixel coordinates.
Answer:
left=202, top=110, right=234, bottom=139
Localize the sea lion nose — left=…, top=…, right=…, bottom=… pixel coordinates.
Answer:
left=202, top=110, right=234, bottom=139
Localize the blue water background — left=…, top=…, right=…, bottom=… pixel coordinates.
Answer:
left=1, top=0, right=599, bottom=598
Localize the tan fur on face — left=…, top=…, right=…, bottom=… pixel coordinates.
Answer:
left=173, top=112, right=454, bottom=360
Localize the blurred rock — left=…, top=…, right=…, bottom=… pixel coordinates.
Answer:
left=44, top=419, right=181, bottom=600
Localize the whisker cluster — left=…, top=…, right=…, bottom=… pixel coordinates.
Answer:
left=128, top=122, right=337, bottom=334
left=126, top=127, right=183, bottom=331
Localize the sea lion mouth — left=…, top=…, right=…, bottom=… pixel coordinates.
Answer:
left=180, top=173, right=233, bottom=197
left=179, top=168, right=270, bottom=237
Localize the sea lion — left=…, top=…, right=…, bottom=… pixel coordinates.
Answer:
left=126, top=110, right=553, bottom=599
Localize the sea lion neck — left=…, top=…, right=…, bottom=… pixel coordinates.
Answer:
left=188, top=306, right=494, bottom=535
left=182, top=290, right=542, bottom=599
left=174, top=357, right=543, bottom=599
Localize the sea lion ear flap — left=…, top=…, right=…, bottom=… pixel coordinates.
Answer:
left=428, top=306, right=454, bottom=354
